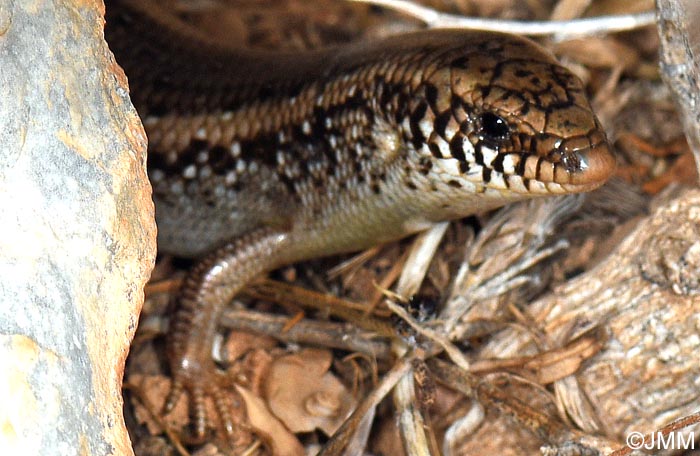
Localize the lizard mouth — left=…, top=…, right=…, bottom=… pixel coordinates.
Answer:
left=547, top=129, right=616, bottom=193
left=501, top=129, right=616, bottom=195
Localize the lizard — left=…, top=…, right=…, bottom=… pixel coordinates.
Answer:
left=104, top=0, right=616, bottom=440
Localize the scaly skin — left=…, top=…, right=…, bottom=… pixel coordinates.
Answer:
left=105, top=0, right=616, bottom=440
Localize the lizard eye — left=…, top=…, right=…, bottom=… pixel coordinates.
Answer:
left=479, top=112, right=510, bottom=142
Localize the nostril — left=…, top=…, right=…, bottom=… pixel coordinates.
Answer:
left=560, top=136, right=616, bottom=187
left=560, top=150, right=583, bottom=174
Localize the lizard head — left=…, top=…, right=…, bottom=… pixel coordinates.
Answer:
left=405, top=31, right=615, bottom=199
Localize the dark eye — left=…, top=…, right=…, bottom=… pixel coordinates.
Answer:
left=479, top=112, right=510, bottom=141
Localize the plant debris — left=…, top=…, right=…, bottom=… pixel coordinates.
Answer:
left=124, top=1, right=700, bottom=455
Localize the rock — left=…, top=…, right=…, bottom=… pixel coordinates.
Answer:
left=0, top=1, right=154, bottom=455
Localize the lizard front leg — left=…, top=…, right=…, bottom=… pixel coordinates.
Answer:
left=164, top=227, right=291, bottom=441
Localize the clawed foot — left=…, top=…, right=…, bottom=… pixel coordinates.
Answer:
left=163, top=357, right=236, bottom=443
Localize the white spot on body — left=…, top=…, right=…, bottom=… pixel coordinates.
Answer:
left=501, top=154, right=518, bottom=175
left=183, top=164, right=197, bottom=179
left=230, top=142, right=241, bottom=157
left=419, top=118, right=433, bottom=139
left=443, top=119, right=460, bottom=142
left=401, top=117, right=411, bottom=134
left=434, top=136, right=452, bottom=159
left=194, top=128, right=207, bottom=140
left=236, top=160, right=246, bottom=174
left=302, top=120, right=312, bottom=135
left=354, top=143, right=363, bottom=157
left=225, top=171, right=238, bottom=185
left=480, top=146, right=498, bottom=167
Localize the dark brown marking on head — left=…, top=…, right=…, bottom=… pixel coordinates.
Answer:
left=472, top=144, right=485, bottom=167
left=450, top=56, right=471, bottom=70
left=482, top=167, right=492, bottom=183
left=424, top=83, right=438, bottom=109
left=514, top=69, right=533, bottom=78
left=434, top=111, right=451, bottom=138
left=428, top=142, right=443, bottom=159
left=491, top=152, right=505, bottom=173
left=516, top=153, right=528, bottom=177
left=519, top=102, right=530, bottom=116
left=409, top=101, right=429, bottom=147
left=449, top=135, right=466, bottom=162
left=450, top=94, right=465, bottom=115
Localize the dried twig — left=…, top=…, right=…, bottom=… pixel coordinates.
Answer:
left=219, top=308, right=392, bottom=358
left=351, top=0, right=655, bottom=37
left=318, top=354, right=415, bottom=455
left=391, top=222, right=449, bottom=456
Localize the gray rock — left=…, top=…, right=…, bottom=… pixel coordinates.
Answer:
left=0, top=1, right=155, bottom=455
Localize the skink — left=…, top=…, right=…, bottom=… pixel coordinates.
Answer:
left=105, top=0, right=616, bottom=440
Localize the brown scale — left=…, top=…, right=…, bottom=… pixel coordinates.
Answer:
left=105, top=0, right=616, bottom=443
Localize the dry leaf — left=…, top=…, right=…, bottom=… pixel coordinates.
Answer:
left=236, top=385, right=305, bottom=456
left=264, top=348, right=356, bottom=435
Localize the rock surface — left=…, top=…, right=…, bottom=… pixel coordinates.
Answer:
left=0, top=0, right=154, bottom=455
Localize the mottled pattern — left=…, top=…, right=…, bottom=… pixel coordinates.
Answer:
left=105, top=0, right=616, bottom=440
left=107, top=2, right=614, bottom=259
